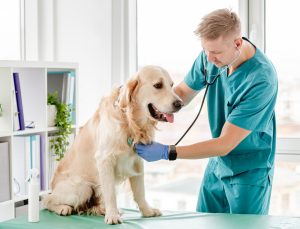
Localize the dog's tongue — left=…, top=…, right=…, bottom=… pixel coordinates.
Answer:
left=164, top=113, right=174, bottom=123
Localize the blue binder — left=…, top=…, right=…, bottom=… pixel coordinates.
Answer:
left=13, top=72, right=25, bottom=130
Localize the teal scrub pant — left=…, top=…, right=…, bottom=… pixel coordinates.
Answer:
left=196, top=162, right=272, bottom=214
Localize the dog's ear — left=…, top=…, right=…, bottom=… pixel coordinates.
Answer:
left=126, top=78, right=139, bottom=102
left=119, top=77, right=139, bottom=108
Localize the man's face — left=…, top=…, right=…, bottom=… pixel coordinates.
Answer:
left=201, top=36, right=238, bottom=68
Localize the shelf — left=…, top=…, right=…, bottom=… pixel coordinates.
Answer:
left=47, top=124, right=77, bottom=132
left=13, top=190, right=51, bottom=203
left=13, top=128, right=46, bottom=136
left=13, top=195, right=28, bottom=203
left=0, top=200, right=14, bottom=207
left=0, top=60, right=78, bottom=69
left=0, top=61, right=78, bottom=222
left=0, top=131, right=12, bottom=138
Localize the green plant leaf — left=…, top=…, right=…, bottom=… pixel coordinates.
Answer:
left=48, top=92, right=73, bottom=161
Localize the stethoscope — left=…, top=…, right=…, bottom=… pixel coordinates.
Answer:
left=175, top=49, right=241, bottom=146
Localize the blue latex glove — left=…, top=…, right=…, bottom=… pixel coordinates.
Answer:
left=134, top=141, right=169, bottom=162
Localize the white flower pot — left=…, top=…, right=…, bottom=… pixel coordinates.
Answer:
left=48, top=105, right=57, bottom=127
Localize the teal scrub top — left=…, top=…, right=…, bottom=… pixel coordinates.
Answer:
left=184, top=38, right=278, bottom=183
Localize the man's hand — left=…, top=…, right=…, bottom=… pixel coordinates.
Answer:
left=134, top=142, right=169, bottom=162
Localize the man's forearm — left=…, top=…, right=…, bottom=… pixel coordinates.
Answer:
left=175, top=121, right=251, bottom=159
left=176, top=137, right=230, bottom=159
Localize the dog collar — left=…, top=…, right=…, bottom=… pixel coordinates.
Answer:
left=127, top=137, right=134, bottom=146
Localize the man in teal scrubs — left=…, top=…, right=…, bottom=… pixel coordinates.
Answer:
left=135, top=8, right=278, bottom=214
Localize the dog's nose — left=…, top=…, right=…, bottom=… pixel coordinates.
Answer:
left=173, top=100, right=184, bottom=111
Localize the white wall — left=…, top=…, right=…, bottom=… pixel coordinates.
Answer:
left=54, top=0, right=112, bottom=125
left=26, top=0, right=133, bottom=125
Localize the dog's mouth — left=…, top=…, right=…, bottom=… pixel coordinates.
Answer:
left=148, top=104, right=174, bottom=123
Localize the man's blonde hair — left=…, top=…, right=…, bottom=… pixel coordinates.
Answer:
left=194, top=8, right=241, bottom=40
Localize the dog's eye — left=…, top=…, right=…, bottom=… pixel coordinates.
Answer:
left=153, top=82, right=163, bottom=89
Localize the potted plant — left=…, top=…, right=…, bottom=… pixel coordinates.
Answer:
left=47, top=91, right=72, bottom=161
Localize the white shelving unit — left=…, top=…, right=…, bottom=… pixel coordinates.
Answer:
left=0, top=61, right=78, bottom=222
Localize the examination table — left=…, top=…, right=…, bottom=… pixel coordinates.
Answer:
left=0, top=208, right=299, bottom=229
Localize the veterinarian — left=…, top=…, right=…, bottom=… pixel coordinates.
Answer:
left=135, top=8, right=278, bottom=215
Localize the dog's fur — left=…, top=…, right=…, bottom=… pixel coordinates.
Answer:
left=43, top=65, right=183, bottom=224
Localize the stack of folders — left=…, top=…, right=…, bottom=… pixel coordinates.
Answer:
left=47, top=135, right=59, bottom=187
left=12, top=72, right=25, bottom=131
left=60, top=71, right=75, bottom=123
left=0, top=142, right=10, bottom=202
left=12, top=135, right=45, bottom=196
left=62, top=71, right=75, bottom=119
left=48, top=71, right=75, bottom=122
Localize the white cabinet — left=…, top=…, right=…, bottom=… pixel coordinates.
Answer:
left=0, top=61, right=78, bottom=222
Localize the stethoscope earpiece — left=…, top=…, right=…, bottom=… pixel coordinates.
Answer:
left=203, top=49, right=241, bottom=85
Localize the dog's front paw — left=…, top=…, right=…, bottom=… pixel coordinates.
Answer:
left=55, top=205, right=73, bottom=216
left=104, top=211, right=123, bottom=224
left=141, top=207, right=162, bottom=217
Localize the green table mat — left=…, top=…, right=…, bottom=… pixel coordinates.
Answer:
left=1, top=208, right=300, bottom=229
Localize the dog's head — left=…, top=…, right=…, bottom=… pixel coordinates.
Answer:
left=119, top=65, right=183, bottom=124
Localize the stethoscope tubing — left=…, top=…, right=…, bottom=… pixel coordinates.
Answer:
left=175, top=84, right=210, bottom=146
left=175, top=50, right=241, bottom=145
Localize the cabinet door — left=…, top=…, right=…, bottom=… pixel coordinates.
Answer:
left=0, top=201, right=14, bottom=222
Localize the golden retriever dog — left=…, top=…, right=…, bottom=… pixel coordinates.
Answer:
left=43, top=65, right=183, bottom=224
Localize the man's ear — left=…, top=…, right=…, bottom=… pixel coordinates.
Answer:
left=119, top=76, right=139, bottom=108
left=234, top=37, right=243, bottom=49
